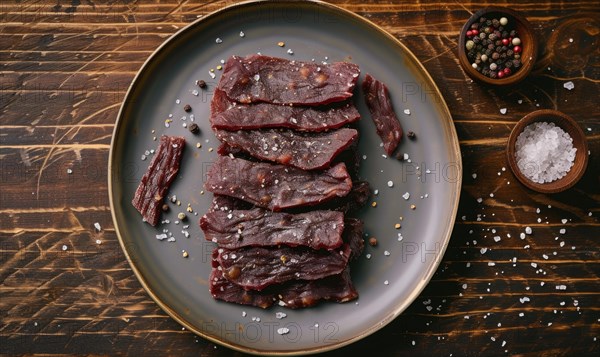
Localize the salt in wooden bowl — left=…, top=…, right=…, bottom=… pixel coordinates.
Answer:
left=506, top=109, right=589, bottom=193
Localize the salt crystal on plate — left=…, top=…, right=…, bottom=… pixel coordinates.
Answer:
left=403, top=109, right=411, bottom=115
left=515, top=122, right=576, bottom=183
left=563, top=81, right=574, bottom=90
left=500, top=108, right=507, bottom=114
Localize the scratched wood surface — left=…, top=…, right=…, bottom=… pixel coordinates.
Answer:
left=1, top=0, right=599, bottom=355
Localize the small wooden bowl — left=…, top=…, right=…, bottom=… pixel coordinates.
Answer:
left=506, top=110, right=589, bottom=193
left=458, top=7, right=538, bottom=86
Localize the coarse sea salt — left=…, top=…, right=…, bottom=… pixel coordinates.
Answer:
left=515, top=122, right=576, bottom=183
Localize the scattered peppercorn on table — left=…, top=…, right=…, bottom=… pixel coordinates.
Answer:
left=1, top=1, right=598, bottom=356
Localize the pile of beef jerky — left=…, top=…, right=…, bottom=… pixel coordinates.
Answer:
left=201, top=54, right=370, bottom=309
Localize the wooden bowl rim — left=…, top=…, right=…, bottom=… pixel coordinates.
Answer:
left=458, top=6, right=538, bottom=86
left=506, top=109, right=589, bottom=194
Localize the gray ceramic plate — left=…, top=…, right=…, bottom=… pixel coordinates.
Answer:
left=109, top=0, right=462, bottom=354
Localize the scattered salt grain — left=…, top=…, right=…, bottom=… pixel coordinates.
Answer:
left=387, top=181, right=394, bottom=187
left=520, top=297, right=530, bottom=304
left=67, top=168, right=73, bottom=174
left=563, top=81, right=575, bottom=90
left=493, top=236, right=501, bottom=242
left=402, top=192, right=410, bottom=200
left=472, top=173, right=477, bottom=179
left=559, top=228, right=566, bottom=234
left=287, top=48, right=294, bottom=55
left=403, top=109, right=411, bottom=115
left=275, top=312, right=287, bottom=319
left=384, top=280, right=389, bottom=285
left=94, top=222, right=102, bottom=231
left=277, top=327, right=289, bottom=335
left=96, top=239, right=102, bottom=244
left=384, top=250, right=390, bottom=256
left=525, top=226, right=532, bottom=235
left=62, top=244, right=68, bottom=251
left=500, top=108, right=507, bottom=115
left=515, top=122, right=576, bottom=183
left=239, top=31, right=245, bottom=37
left=215, top=37, right=222, bottom=44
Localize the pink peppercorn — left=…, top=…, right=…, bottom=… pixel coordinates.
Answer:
left=513, top=45, right=522, bottom=53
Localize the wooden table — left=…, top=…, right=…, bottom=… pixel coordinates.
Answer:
left=1, top=1, right=598, bottom=355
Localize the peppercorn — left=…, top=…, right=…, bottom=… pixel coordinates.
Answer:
left=188, top=123, right=200, bottom=134
left=162, top=204, right=169, bottom=212
left=184, top=104, right=192, bottom=112
left=197, top=80, right=207, bottom=88
left=407, top=131, right=416, bottom=139
left=369, top=237, right=378, bottom=246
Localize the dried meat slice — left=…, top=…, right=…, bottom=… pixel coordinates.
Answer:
left=209, top=268, right=357, bottom=309
left=214, top=128, right=358, bottom=170
left=131, top=135, right=185, bottom=226
left=209, top=194, right=253, bottom=213
left=212, top=244, right=351, bottom=291
left=204, top=156, right=352, bottom=211
left=362, top=74, right=403, bottom=155
left=217, top=54, right=360, bottom=106
left=210, top=89, right=360, bottom=131
left=277, top=268, right=358, bottom=308
left=200, top=208, right=344, bottom=250
left=344, top=218, right=365, bottom=261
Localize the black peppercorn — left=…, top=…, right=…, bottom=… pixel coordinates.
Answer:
left=197, top=80, right=207, bottom=88
left=407, top=131, right=416, bottom=139
left=188, top=123, right=200, bottom=134
left=184, top=104, right=192, bottom=112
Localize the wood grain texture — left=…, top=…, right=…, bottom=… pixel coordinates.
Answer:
left=1, top=0, right=599, bottom=356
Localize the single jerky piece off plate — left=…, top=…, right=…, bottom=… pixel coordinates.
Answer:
left=210, top=89, right=360, bottom=131
left=204, top=156, right=352, bottom=211
left=214, top=128, right=358, bottom=170
left=217, top=54, right=360, bottom=106
left=200, top=208, right=344, bottom=250
left=212, top=244, right=351, bottom=291
left=362, top=74, right=403, bottom=155
left=131, top=136, right=185, bottom=226
left=209, top=268, right=357, bottom=309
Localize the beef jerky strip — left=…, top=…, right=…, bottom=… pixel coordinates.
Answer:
left=362, top=74, right=403, bottom=155
left=131, top=135, right=185, bottom=226
left=205, top=156, right=352, bottom=211
left=212, top=244, right=351, bottom=291
left=344, top=218, right=365, bottom=261
left=200, top=208, right=344, bottom=250
left=210, top=89, right=360, bottom=131
left=214, top=128, right=358, bottom=171
left=217, top=54, right=360, bottom=106
left=208, top=194, right=253, bottom=213
left=210, top=181, right=370, bottom=215
left=209, top=268, right=357, bottom=309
